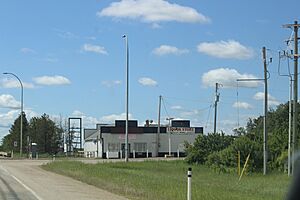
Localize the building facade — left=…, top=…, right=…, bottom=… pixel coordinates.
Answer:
left=84, top=120, right=203, bottom=158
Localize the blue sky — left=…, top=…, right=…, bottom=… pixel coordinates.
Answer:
left=0, top=0, right=299, bottom=140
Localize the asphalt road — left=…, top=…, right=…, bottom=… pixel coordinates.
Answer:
left=0, top=159, right=128, bottom=200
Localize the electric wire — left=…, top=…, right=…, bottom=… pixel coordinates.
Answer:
left=161, top=96, right=171, bottom=119
left=205, top=103, right=213, bottom=129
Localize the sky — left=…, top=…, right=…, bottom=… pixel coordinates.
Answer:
left=0, top=0, right=299, bottom=140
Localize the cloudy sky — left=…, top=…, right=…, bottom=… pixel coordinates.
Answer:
left=0, top=0, right=299, bottom=140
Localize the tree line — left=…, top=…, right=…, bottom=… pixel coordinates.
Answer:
left=185, top=102, right=299, bottom=173
left=1, top=113, right=63, bottom=155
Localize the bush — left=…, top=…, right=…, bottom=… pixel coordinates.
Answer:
left=185, top=133, right=234, bottom=164
left=206, top=136, right=263, bottom=172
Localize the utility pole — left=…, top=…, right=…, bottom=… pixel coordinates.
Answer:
left=262, top=47, right=268, bottom=175
left=166, top=117, right=174, bottom=156
left=283, top=21, right=299, bottom=175
left=289, top=78, right=293, bottom=176
left=157, top=95, right=162, bottom=157
left=123, top=35, right=129, bottom=162
left=213, top=83, right=221, bottom=134
left=278, top=50, right=293, bottom=176
left=236, top=46, right=270, bottom=175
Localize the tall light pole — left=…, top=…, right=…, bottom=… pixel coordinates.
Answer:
left=166, top=117, right=174, bottom=156
left=3, top=72, right=23, bottom=158
left=123, top=35, right=129, bottom=162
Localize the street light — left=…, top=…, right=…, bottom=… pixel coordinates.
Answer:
left=123, top=35, right=129, bottom=162
left=166, top=117, right=174, bottom=156
left=3, top=72, right=24, bottom=158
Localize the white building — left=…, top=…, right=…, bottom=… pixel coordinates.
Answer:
left=84, top=120, right=203, bottom=158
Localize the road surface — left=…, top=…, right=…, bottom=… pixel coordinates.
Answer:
left=0, top=159, right=128, bottom=200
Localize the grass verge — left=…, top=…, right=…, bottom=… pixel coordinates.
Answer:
left=41, top=160, right=291, bottom=200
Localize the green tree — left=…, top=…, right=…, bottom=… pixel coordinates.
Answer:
left=1, top=112, right=29, bottom=153
left=187, top=102, right=299, bottom=172
left=28, top=113, right=62, bottom=154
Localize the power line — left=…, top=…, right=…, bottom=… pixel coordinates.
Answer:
left=163, top=96, right=212, bottom=104
left=161, top=97, right=170, bottom=119
left=205, top=103, right=213, bottom=129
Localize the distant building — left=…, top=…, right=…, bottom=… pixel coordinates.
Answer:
left=84, top=120, right=203, bottom=158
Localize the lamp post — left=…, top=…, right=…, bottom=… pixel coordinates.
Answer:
left=3, top=72, right=23, bottom=158
left=123, top=35, right=129, bottom=162
left=166, top=117, right=174, bottom=156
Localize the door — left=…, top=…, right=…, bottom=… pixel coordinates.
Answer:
left=121, top=143, right=131, bottom=158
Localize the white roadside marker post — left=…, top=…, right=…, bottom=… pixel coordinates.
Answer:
left=187, top=167, right=192, bottom=200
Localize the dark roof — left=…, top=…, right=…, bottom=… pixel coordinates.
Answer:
left=84, top=120, right=204, bottom=138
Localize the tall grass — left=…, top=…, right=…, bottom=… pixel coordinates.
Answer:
left=42, top=160, right=291, bottom=200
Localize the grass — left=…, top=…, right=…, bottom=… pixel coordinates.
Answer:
left=41, top=160, right=291, bottom=200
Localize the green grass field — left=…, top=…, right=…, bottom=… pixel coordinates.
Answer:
left=42, top=160, right=291, bottom=200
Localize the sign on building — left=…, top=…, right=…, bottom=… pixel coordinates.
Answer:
left=167, top=127, right=195, bottom=134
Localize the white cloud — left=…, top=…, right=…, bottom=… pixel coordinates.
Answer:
left=151, top=23, right=162, bottom=29
left=54, top=29, right=79, bottom=39
left=0, top=94, right=20, bottom=109
left=98, top=0, right=210, bottom=24
left=20, top=48, right=36, bottom=54
left=33, top=75, right=71, bottom=86
left=253, top=92, right=280, bottom=106
left=180, top=109, right=200, bottom=118
left=72, top=110, right=85, bottom=116
left=24, top=109, right=39, bottom=119
left=153, top=45, right=189, bottom=56
left=82, top=44, right=108, bottom=55
left=204, top=119, right=238, bottom=134
left=0, top=110, right=19, bottom=127
left=202, top=68, right=261, bottom=88
left=100, top=113, right=133, bottom=124
left=71, top=111, right=133, bottom=128
left=71, top=110, right=102, bottom=128
left=0, top=78, right=35, bottom=89
left=138, top=77, right=158, bottom=86
left=233, top=102, right=252, bottom=109
left=197, top=40, right=254, bottom=59
left=171, top=105, right=183, bottom=110
left=101, top=80, right=122, bottom=88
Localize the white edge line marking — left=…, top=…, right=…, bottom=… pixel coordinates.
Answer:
left=0, top=165, right=43, bottom=200
left=10, top=174, right=43, bottom=200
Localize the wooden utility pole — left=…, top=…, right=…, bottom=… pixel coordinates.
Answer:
left=213, top=83, right=221, bottom=134
left=236, top=46, right=269, bottom=175
left=283, top=21, right=299, bottom=175
left=262, top=47, right=268, bottom=175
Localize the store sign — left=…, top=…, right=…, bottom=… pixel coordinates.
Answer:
left=167, top=127, right=195, bottom=134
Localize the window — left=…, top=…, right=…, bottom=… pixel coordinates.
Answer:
left=134, top=143, right=147, bottom=152
left=108, top=143, right=120, bottom=152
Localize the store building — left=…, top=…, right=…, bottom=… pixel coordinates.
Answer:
left=84, top=120, right=203, bottom=158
